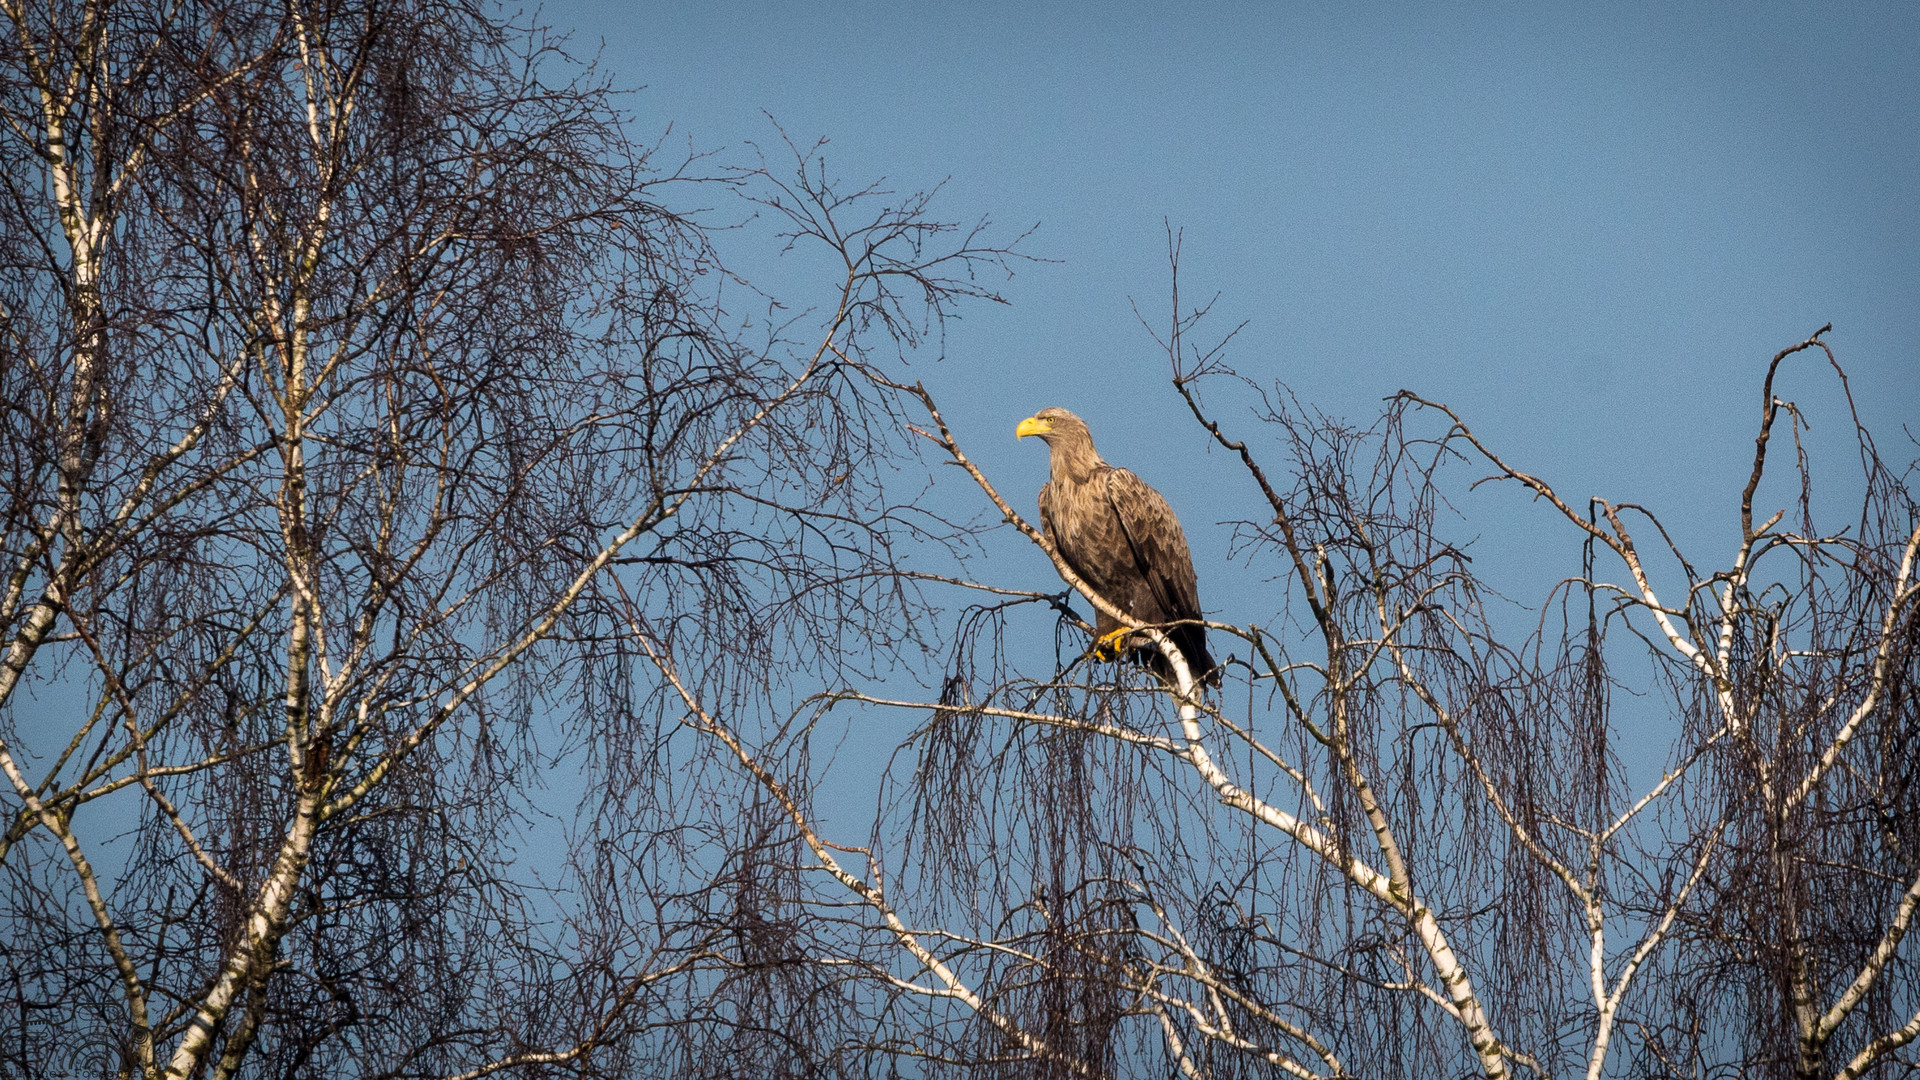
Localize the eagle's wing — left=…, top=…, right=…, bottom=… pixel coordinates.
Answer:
left=1102, top=468, right=1201, bottom=626
left=1037, top=479, right=1063, bottom=550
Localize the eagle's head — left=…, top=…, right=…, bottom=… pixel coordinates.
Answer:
left=1015, top=407, right=1089, bottom=445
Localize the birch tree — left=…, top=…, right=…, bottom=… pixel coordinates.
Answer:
left=651, top=243, right=1915, bottom=1079
left=0, top=2, right=1018, bottom=1077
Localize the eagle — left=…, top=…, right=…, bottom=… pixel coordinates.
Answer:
left=1016, top=407, right=1217, bottom=686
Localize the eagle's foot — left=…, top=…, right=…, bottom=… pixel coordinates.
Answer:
left=1090, top=627, right=1133, bottom=662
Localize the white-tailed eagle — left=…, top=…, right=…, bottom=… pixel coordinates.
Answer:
left=1017, top=407, right=1217, bottom=686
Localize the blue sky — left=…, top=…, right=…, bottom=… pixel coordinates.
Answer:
left=573, top=0, right=1913, bottom=525
left=551, top=1, right=1917, bottom=803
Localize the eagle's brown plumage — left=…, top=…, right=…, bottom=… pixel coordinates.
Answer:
left=1016, top=407, right=1217, bottom=686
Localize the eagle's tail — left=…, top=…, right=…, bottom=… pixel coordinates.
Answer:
left=1140, top=624, right=1218, bottom=689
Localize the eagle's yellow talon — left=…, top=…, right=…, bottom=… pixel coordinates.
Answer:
left=1091, top=627, right=1132, bottom=661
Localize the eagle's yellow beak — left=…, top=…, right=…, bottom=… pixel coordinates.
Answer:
left=1015, top=415, right=1048, bottom=440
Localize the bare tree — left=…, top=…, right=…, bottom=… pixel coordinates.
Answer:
left=0, top=1, right=1021, bottom=1078
left=642, top=235, right=1914, bottom=1080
